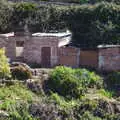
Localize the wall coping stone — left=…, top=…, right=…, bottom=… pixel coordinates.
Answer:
left=98, top=45, right=120, bottom=49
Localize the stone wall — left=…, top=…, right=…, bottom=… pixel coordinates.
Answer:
left=0, top=37, right=16, bottom=61
left=0, top=34, right=120, bottom=71
left=58, top=47, right=80, bottom=67
left=23, top=37, right=59, bottom=67
left=98, top=46, right=120, bottom=71
left=80, top=50, right=98, bottom=68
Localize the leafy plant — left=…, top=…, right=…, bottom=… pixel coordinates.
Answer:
left=0, top=48, right=11, bottom=79
left=11, top=65, right=32, bottom=80
left=47, top=66, right=102, bottom=99
left=98, top=89, right=114, bottom=98
left=106, top=72, right=120, bottom=93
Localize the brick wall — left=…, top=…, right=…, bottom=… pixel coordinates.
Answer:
left=58, top=47, right=80, bottom=67
left=98, top=46, right=120, bottom=71
left=80, top=50, right=98, bottom=68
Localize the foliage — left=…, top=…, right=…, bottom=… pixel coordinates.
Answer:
left=50, top=92, right=79, bottom=109
left=98, top=89, right=114, bottom=98
left=106, top=72, right=120, bottom=92
left=47, top=66, right=102, bottom=99
left=11, top=65, right=32, bottom=80
left=0, top=74, right=119, bottom=120
left=0, top=0, right=13, bottom=33
left=9, top=0, right=120, bottom=4
left=11, top=2, right=37, bottom=31
left=0, top=83, right=38, bottom=120
left=0, top=2, right=120, bottom=48
left=11, top=3, right=66, bottom=33
left=0, top=83, right=34, bottom=103
left=0, top=49, right=11, bottom=79
left=63, top=2, right=120, bottom=48
left=80, top=111, right=102, bottom=120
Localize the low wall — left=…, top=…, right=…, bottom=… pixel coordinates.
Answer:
left=79, top=50, right=98, bottom=68
left=98, top=46, right=120, bottom=71
left=58, top=47, right=80, bottom=67
left=0, top=34, right=120, bottom=71
left=0, top=37, right=16, bottom=61
left=58, top=47, right=98, bottom=68
left=58, top=46, right=120, bottom=71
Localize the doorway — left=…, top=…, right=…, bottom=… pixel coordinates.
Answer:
left=41, top=47, right=51, bottom=67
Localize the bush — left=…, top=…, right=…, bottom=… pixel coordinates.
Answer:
left=11, top=2, right=120, bottom=48
left=106, top=72, right=120, bottom=91
left=0, top=49, right=11, bottom=79
left=63, top=2, right=120, bottom=48
left=98, top=89, right=114, bottom=98
left=0, top=0, right=13, bottom=33
left=47, top=66, right=102, bottom=99
left=11, top=65, right=32, bottom=80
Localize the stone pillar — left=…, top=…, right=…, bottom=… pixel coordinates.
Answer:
left=51, top=46, right=58, bottom=67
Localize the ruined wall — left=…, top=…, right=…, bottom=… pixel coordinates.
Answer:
left=23, top=37, right=58, bottom=67
left=58, top=47, right=80, bottom=67
left=58, top=48, right=98, bottom=68
left=98, top=47, right=120, bottom=71
left=80, top=50, right=98, bottom=68
left=0, top=35, right=120, bottom=71
left=0, top=37, right=16, bottom=61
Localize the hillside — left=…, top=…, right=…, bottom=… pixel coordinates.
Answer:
left=7, top=0, right=120, bottom=4
left=0, top=66, right=120, bottom=120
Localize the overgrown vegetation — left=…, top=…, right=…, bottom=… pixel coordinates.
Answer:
left=0, top=83, right=38, bottom=120
left=0, top=65, right=119, bottom=120
left=106, top=72, right=120, bottom=96
left=11, top=65, right=32, bottom=80
left=0, top=0, right=120, bottom=119
left=9, top=0, right=120, bottom=4
left=0, top=49, right=11, bottom=79
left=47, top=66, right=102, bottom=99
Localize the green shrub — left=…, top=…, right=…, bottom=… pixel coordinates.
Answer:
left=98, top=89, right=114, bottom=98
left=0, top=49, right=11, bottom=79
left=106, top=72, right=120, bottom=90
left=11, top=65, right=32, bottom=80
left=80, top=111, right=102, bottom=120
left=47, top=66, right=102, bottom=99
left=50, top=92, right=79, bottom=109
left=74, top=69, right=103, bottom=89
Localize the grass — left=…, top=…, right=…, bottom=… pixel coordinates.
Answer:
left=0, top=82, right=39, bottom=120
left=0, top=82, right=36, bottom=103
left=49, top=92, right=79, bottom=109
left=98, top=89, right=114, bottom=98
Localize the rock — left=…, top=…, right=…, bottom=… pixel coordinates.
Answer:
left=26, top=79, right=44, bottom=94
left=11, top=62, right=33, bottom=73
left=29, top=102, right=62, bottom=120
left=0, top=110, right=9, bottom=119
left=112, top=101, right=120, bottom=113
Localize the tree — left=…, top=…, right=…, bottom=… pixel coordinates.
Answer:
left=0, top=0, right=13, bottom=33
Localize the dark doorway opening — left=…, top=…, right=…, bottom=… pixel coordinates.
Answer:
left=41, top=47, right=51, bottom=68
